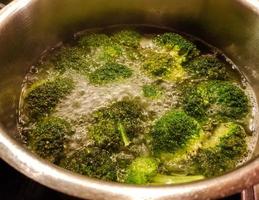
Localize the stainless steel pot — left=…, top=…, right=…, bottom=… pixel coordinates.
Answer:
left=1, top=0, right=259, bottom=199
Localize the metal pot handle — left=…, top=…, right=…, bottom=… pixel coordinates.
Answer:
left=241, top=185, right=259, bottom=200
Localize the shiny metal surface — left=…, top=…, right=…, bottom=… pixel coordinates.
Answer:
left=1, top=0, right=259, bottom=199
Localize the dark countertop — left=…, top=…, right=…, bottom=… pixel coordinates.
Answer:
left=0, top=159, right=240, bottom=200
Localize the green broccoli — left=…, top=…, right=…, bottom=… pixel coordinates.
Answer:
left=60, top=147, right=117, bottom=181
left=112, top=30, right=141, bottom=48
left=142, top=83, right=164, bottom=99
left=97, top=44, right=123, bottom=62
left=78, top=33, right=112, bottom=48
left=87, top=97, right=148, bottom=151
left=24, top=77, right=74, bottom=120
left=154, top=33, right=200, bottom=61
left=124, top=157, right=204, bottom=185
left=29, top=117, right=73, bottom=163
left=182, top=80, right=249, bottom=120
left=192, top=122, right=248, bottom=177
left=53, top=47, right=90, bottom=74
left=142, top=51, right=187, bottom=81
left=151, top=174, right=204, bottom=185
left=88, top=62, right=133, bottom=85
left=184, top=55, right=228, bottom=80
left=125, top=157, right=158, bottom=184
left=151, top=110, right=203, bottom=154
left=150, top=110, right=206, bottom=174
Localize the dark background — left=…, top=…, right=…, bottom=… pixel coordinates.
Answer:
left=0, top=158, right=240, bottom=200
left=0, top=1, right=242, bottom=199
left=0, top=0, right=11, bottom=4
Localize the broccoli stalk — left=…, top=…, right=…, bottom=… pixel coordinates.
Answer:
left=118, top=122, right=130, bottom=147
left=124, top=157, right=204, bottom=185
left=151, top=174, right=204, bottom=184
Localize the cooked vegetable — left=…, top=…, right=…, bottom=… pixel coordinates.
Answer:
left=192, top=122, right=248, bottom=177
left=88, top=62, right=133, bottom=85
left=60, top=147, right=117, bottom=181
left=154, top=32, right=200, bottom=61
left=151, top=110, right=203, bottom=154
left=142, top=83, right=164, bottom=99
left=24, top=77, right=74, bottom=120
left=112, top=30, right=141, bottom=48
left=124, top=156, right=204, bottom=185
left=97, top=44, right=123, bottom=62
left=53, top=47, right=90, bottom=74
left=21, top=29, right=252, bottom=185
left=125, top=157, right=158, bottom=184
left=79, top=33, right=112, bottom=48
left=182, top=80, right=249, bottom=120
left=29, top=117, right=73, bottom=163
left=151, top=174, right=204, bottom=184
left=142, top=51, right=187, bottom=81
left=87, top=97, right=148, bottom=151
left=184, top=55, right=228, bottom=80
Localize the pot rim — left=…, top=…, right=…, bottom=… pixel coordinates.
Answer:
left=1, top=0, right=259, bottom=199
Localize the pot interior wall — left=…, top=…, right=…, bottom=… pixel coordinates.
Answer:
left=1, top=0, right=259, bottom=156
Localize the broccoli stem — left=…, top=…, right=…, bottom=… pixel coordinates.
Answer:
left=151, top=174, right=204, bottom=184
left=118, top=122, right=130, bottom=147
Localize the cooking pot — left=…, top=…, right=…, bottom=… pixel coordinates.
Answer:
left=1, top=0, right=259, bottom=199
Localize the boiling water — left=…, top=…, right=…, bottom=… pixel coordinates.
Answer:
left=18, top=25, right=258, bottom=167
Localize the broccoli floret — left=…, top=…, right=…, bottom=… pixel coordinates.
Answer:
left=182, top=81, right=249, bottom=120
left=97, top=44, right=123, bottom=62
left=112, top=151, right=136, bottom=182
left=142, top=83, right=164, bottom=99
left=112, top=30, right=141, bottom=48
left=124, top=157, right=204, bottom=185
left=192, top=122, right=248, bottom=177
left=24, top=77, right=74, bottom=120
left=29, top=117, right=73, bottom=163
left=184, top=55, right=228, bottom=80
left=87, top=97, right=148, bottom=150
left=154, top=33, right=200, bottom=61
left=125, top=157, right=158, bottom=184
left=151, top=110, right=206, bottom=174
left=78, top=33, right=112, bottom=48
left=88, top=62, right=133, bottom=85
left=182, top=85, right=208, bottom=121
left=53, top=47, right=90, bottom=74
left=142, top=51, right=174, bottom=77
left=79, top=33, right=124, bottom=63
left=60, top=147, right=117, bottom=181
left=142, top=51, right=187, bottom=81
left=151, top=110, right=203, bottom=154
